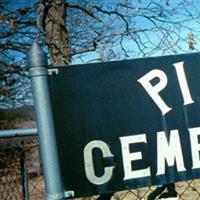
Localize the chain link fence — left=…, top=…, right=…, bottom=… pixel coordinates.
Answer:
left=0, top=133, right=200, bottom=200
left=0, top=136, right=44, bottom=200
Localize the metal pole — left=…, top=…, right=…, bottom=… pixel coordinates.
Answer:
left=20, top=141, right=30, bottom=200
left=28, top=41, right=64, bottom=200
left=0, top=128, right=37, bottom=138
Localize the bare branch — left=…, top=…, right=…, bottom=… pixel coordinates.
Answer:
left=66, top=3, right=102, bottom=22
left=93, top=6, right=130, bottom=32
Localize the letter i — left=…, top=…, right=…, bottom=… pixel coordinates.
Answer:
left=173, top=62, right=194, bottom=105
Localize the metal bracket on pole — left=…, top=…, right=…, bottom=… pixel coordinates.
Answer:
left=64, top=191, right=75, bottom=198
left=48, top=68, right=59, bottom=76
left=28, top=41, right=65, bottom=200
left=46, top=190, right=74, bottom=200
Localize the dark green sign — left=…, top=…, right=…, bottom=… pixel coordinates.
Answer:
left=48, top=53, right=200, bottom=198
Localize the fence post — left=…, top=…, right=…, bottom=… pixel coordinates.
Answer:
left=20, top=141, right=29, bottom=200
left=28, top=41, right=65, bottom=200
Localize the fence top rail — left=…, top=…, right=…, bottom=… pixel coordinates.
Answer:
left=0, top=128, right=37, bottom=138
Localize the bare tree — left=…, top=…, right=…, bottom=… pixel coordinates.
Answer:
left=0, top=1, right=36, bottom=108
left=1, top=0, right=200, bottom=109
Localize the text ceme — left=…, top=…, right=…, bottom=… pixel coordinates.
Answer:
left=83, top=127, right=200, bottom=185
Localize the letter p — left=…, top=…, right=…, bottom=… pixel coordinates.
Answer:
left=138, top=69, right=171, bottom=115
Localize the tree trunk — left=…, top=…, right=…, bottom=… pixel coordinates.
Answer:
left=44, top=0, right=71, bottom=66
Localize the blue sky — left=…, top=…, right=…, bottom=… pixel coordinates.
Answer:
left=2, top=0, right=200, bottom=64
left=70, top=0, right=200, bottom=63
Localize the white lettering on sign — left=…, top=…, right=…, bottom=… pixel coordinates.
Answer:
left=83, top=140, right=114, bottom=185
left=82, top=61, right=199, bottom=185
left=137, top=69, right=171, bottom=115
left=189, top=127, right=200, bottom=169
left=83, top=127, right=200, bottom=185
left=173, top=62, right=194, bottom=105
left=120, top=134, right=150, bottom=180
left=138, top=61, right=194, bottom=115
left=156, top=130, right=186, bottom=175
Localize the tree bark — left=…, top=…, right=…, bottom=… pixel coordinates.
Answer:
left=44, top=0, right=71, bottom=66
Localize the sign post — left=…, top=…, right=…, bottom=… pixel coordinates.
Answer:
left=28, top=42, right=73, bottom=200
